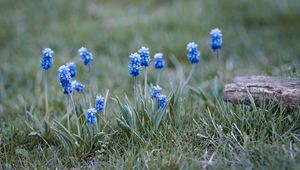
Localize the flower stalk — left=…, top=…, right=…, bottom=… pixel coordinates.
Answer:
left=157, top=70, right=161, bottom=85
left=134, top=76, right=139, bottom=105
left=144, top=68, right=148, bottom=98
left=67, top=95, right=71, bottom=130
left=89, top=63, right=92, bottom=106
left=70, top=93, right=81, bottom=136
left=182, top=64, right=196, bottom=88
left=43, top=70, right=49, bottom=120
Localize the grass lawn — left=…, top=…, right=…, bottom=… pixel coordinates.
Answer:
left=0, top=0, right=300, bottom=169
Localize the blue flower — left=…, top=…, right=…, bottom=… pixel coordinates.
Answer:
left=186, top=42, right=200, bottom=64
left=151, top=85, right=162, bottom=99
left=138, top=46, right=151, bottom=67
left=86, top=108, right=97, bottom=124
left=95, top=95, right=105, bottom=112
left=40, top=48, right=54, bottom=70
left=128, top=53, right=141, bottom=77
left=158, top=94, right=166, bottom=108
left=210, top=28, right=222, bottom=51
left=154, top=53, right=165, bottom=69
left=78, top=47, right=93, bottom=65
left=66, top=62, right=77, bottom=78
left=58, top=65, right=72, bottom=94
left=72, top=80, right=85, bottom=92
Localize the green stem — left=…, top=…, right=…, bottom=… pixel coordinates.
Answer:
left=88, top=64, right=92, bottom=107
left=134, top=76, right=139, bottom=106
left=182, top=64, right=196, bottom=88
left=103, top=89, right=109, bottom=116
left=44, top=70, right=49, bottom=120
left=144, top=68, right=147, bottom=98
left=156, top=70, right=160, bottom=85
left=216, top=50, right=222, bottom=79
left=70, top=93, right=81, bottom=136
left=96, top=116, right=100, bottom=133
left=67, top=95, right=71, bottom=131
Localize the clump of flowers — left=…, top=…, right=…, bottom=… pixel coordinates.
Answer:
left=95, top=95, right=105, bottom=112
left=58, top=65, right=73, bottom=94
left=151, top=85, right=162, bottom=99
left=154, top=53, right=165, bottom=85
left=72, top=80, right=85, bottom=92
left=158, top=94, right=166, bottom=108
left=36, top=27, right=223, bottom=135
left=151, top=85, right=166, bottom=108
left=138, top=47, right=151, bottom=67
left=186, top=42, right=200, bottom=64
left=78, top=47, right=93, bottom=65
left=128, top=53, right=142, bottom=77
left=40, top=48, right=54, bottom=70
left=66, top=62, right=77, bottom=78
left=86, top=108, right=97, bottom=125
left=154, top=53, right=165, bottom=69
left=210, top=28, right=222, bottom=57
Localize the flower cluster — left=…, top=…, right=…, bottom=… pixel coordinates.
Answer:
left=66, top=62, right=77, bottom=78
left=210, top=28, right=222, bottom=51
left=151, top=86, right=166, bottom=108
left=72, top=80, right=85, bottom=92
left=128, top=53, right=142, bottom=77
left=138, top=47, right=151, bottom=67
left=95, top=95, right=105, bottom=112
left=158, top=94, right=166, bottom=107
left=58, top=65, right=72, bottom=94
left=151, top=85, right=162, bottom=99
left=78, top=47, right=93, bottom=65
left=186, top=42, right=200, bottom=64
left=154, top=53, right=165, bottom=69
left=86, top=108, right=97, bottom=124
left=40, top=48, right=54, bottom=70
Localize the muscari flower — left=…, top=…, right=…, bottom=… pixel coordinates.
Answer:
left=154, top=53, right=165, bottom=69
left=210, top=28, right=222, bottom=51
left=58, top=65, right=72, bottom=94
left=158, top=94, right=166, bottom=108
left=95, top=95, right=105, bottom=112
left=66, top=62, right=77, bottom=78
left=40, top=48, right=54, bottom=70
left=86, top=107, right=97, bottom=124
left=151, top=85, right=162, bottom=99
left=78, top=47, right=93, bottom=65
left=128, top=53, right=141, bottom=77
left=72, top=80, right=85, bottom=92
left=186, top=42, right=200, bottom=64
left=138, top=46, right=151, bottom=67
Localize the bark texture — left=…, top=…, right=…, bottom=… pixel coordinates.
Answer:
left=222, top=76, right=300, bottom=109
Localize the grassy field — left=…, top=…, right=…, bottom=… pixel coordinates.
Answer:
left=1, top=0, right=300, bottom=169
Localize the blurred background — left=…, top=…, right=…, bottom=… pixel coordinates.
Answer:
left=0, top=0, right=299, bottom=117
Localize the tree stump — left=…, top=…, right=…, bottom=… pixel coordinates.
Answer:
left=222, top=76, right=300, bottom=109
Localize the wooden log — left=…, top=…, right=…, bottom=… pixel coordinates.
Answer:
left=222, top=76, right=300, bottom=109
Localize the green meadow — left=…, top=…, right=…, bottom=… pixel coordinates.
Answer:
left=0, top=0, right=300, bottom=169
